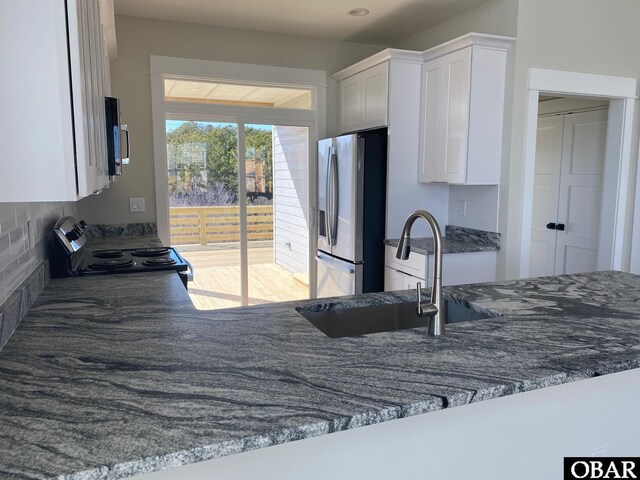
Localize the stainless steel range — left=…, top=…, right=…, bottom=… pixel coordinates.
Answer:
left=50, top=217, right=190, bottom=287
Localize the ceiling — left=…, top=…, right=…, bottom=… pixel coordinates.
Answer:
left=164, top=79, right=313, bottom=109
left=113, top=0, right=489, bottom=45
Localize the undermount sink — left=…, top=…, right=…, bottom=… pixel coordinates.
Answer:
left=299, top=300, right=495, bottom=338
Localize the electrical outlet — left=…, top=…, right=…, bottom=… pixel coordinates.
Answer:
left=26, top=219, right=35, bottom=250
left=129, top=197, right=146, bottom=213
left=592, top=447, right=608, bottom=457
left=458, top=200, right=467, bottom=217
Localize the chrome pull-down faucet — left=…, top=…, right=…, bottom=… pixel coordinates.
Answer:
left=396, top=210, right=444, bottom=335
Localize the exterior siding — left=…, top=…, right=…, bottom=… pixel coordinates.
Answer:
left=273, top=126, right=309, bottom=275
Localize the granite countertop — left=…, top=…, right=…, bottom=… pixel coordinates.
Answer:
left=384, top=225, right=500, bottom=255
left=86, top=234, right=164, bottom=251
left=2, top=270, right=640, bottom=479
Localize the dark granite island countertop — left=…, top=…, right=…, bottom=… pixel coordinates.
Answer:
left=1, top=271, right=640, bottom=479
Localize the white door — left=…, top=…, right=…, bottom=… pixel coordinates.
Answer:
left=554, top=110, right=608, bottom=274
left=529, top=115, right=563, bottom=277
left=529, top=109, right=607, bottom=277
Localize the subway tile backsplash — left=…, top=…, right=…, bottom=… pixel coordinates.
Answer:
left=0, top=202, right=76, bottom=349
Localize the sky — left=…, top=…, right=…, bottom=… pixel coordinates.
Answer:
left=166, top=120, right=272, bottom=133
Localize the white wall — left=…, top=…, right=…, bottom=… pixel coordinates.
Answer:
left=500, top=0, right=640, bottom=279
left=394, top=0, right=518, bottom=51
left=77, top=15, right=384, bottom=226
left=273, top=126, right=309, bottom=275
left=448, top=185, right=499, bottom=232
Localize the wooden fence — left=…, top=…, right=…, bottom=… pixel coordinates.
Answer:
left=169, top=206, right=273, bottom=245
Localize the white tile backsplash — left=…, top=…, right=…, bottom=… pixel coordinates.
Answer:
left=0, top=202, right=76, bottom=307
left=448, top=185, right=499, bottom=232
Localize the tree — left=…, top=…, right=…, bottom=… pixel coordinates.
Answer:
left=166, top=122, right=273, bottom=206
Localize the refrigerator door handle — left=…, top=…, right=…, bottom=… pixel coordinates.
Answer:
left=315, top=254, right=355, bottom=274
left=327, top=146, right=339, bottom=246
left=325, top=148, right=332, bottom=244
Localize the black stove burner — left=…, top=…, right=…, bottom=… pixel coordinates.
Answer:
left=131, top=247, right=171, bottom=257
left=92, top=249, right=124, bottom=259
left=142, top=257, right=177, bottom=267
left=88, top=258, right=136, bottom=270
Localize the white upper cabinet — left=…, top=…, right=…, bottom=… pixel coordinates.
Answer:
left=0, top=0, right=115, bottom=202
left=418, top=34, right=514, bottom=185
left=337, top=61, right=388, bottom=133
left=334, top=50, right=423, bottom=134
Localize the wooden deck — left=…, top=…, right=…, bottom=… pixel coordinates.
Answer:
left=178, top=244, right=309, bottom=310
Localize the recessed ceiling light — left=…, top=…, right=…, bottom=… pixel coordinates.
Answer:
left=348, top=8, right=370, bottom=16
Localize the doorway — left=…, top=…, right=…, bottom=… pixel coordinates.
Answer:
left=529, top=98, right=608, bottom=277
left=166, top=118, right=310, bottom=309
left=516, top=68, right=637, bottom=278
left=150, top=56, right=326, bottom=303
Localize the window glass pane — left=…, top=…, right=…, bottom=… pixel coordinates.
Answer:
left=166, top=120, right=242, bottom=310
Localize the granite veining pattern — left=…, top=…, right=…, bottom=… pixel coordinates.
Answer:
left=1, top=270, right=640, bottom=479
left=86, top=234, right=164, bottom=251
left=85, top=223, right=157, bottom=238
left=384, top=225, right=500, bottom=255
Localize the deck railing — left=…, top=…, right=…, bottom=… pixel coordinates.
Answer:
left=169, top=205, right=273, bottom=245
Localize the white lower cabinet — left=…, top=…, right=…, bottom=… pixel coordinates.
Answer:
left=384, top=267, right=426, bottom=292
left=383, top=245, right=497, bottom=291
left=432, top=251, right=497, bottom=286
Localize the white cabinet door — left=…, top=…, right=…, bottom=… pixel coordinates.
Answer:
left=402, top=272, right=426, bottom=291
left=418, top=58, right=443, bottom=183
left=0, top=0, right=77, bottom=201
left=426, top=251, right=497, bottom=286
left=384, top=245, right=427, bottom=279
left=384, top=267, right=427, bottom=292
left=362, top=62, right=388, bottom=130
left=339, top=62, right=388, bottom=133
left=442, top=48, right=471, bottom=184
left=0, top=0, right=111, bottom=202
left=70, top=0, right=111, bottom=197
left=418, top=37, right=511, bottom=186
left=384, top=266, right=406, bottom=291
left=339, top=75, right=362, bottom=134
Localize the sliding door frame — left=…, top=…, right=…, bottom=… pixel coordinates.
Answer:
left=151, top=56, right=325, bottom=299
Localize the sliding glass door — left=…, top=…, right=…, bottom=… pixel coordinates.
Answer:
left=243, top=123, right=310, bottom=306
left=166, top=116, right=310, bottom=309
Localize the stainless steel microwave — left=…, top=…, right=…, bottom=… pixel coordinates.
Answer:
left=105, top=96, right=129, bottom=176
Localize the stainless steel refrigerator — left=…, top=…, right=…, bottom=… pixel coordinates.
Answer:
left=316, top=128, right=387, bottom=298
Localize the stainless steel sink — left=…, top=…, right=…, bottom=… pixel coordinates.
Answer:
left=299, top=300, right=494, bottom=338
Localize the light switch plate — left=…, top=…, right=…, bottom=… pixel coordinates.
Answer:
left=129, top=197, right=146, bottom=213
left=458, top=200, right=467, bottom=217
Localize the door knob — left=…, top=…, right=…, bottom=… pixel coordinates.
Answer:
left=556, top=223, right=565, bottom=231
left=546, top=222, right=556, bottom=230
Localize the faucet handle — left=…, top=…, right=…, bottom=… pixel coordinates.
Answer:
left=416, top=282, right=422, bottom=304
